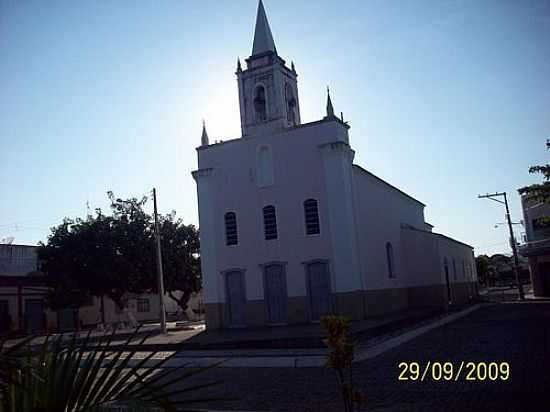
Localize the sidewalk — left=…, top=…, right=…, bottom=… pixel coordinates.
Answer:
left=123, top=304, right=484, bottom=368
left=109, top=305, right=476, bottom=352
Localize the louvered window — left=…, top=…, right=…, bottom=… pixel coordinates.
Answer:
left=263, top=205, right=278, bottom=240
left=225, top=212, right=238, bottom=246
left=304, top=199, right=320, bottom=235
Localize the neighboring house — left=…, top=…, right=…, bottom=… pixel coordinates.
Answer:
left=0, top=244, right=202, bottom=334
left=192, top=1, right=478, bottom=330
left=519, top=197, right=550, bottom=297
left=0, top=244, right=56, bottom=334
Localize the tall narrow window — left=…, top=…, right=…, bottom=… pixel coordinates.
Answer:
left=225, top=212, right=238, bottom=246
left=263, top=205, right=278, bottom=240
left=386, top=242, right=395, bottom=278
left=137, top=298, right=150, bottom=313
left=254, top=85, right=267, bottom=121
left=285, top=83, right=296, bottom=125
left=257, top=145, right=273, bottom=187
left=304, top=199, right=320, bottom=235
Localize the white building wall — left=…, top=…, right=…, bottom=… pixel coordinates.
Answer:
left=400, top=227, right=442, bottom=287
left=352, top=166, right=427, bottom=291
left=195, top=120, right=353, bottom=303
left=436, top=236, right=477, bottom=285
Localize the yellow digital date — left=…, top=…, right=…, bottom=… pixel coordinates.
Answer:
left=398, top=361, right=510, bottom=382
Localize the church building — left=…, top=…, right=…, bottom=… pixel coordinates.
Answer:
left=192, top=1, right=478, bottom=329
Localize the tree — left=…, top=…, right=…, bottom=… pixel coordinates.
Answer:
left=475, top=255, right=489, bottom=286
left=518, top=140, right=550, bottom=204
left=158, top=213, right=201, bottom=317
left=37, top=192, right=201, bottom=319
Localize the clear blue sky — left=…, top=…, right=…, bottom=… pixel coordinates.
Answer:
left=1, top=0, right=549, bottom=256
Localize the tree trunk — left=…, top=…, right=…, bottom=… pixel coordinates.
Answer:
left=168, top=290, right=192, bottom=319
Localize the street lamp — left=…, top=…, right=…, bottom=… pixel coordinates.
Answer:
left=478, top=192, right=525, bottom=300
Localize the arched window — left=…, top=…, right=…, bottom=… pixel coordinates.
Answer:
left=224, top=212, right=238, bottom=246
left=386, top=242, right=395, bottom=278
left=263, top=205, right=278, bottom=240
left=285, top=83, right=296, bottom=125
left=257, top=145, right=273, bottom=187
left=254, top=85, right=267, bottom=121
left=304, top=199, right=320, bottom=235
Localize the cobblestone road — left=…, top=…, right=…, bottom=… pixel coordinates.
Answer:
left=173, top=302, right=550, bottom=411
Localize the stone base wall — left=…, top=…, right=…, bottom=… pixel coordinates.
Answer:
left=204, top=282, right=479, bottom=329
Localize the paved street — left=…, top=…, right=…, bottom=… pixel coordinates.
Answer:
left=172, top=302, right=550, bottom=411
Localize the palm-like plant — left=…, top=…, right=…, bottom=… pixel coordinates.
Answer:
left=0, top=328, right=223, bottom=412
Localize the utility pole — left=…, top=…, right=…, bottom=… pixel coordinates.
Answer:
left=478, top=192, right=524, bottom=300
left=153, top=188, right=167, bottom=334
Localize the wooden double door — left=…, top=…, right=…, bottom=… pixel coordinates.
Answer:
left=306, top=261, right=331, bottom=321
left=263, top=264, right=288, bottom=324
left=225, top=271, right=247, bottom=327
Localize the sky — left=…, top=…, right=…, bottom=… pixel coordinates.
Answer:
left=1, top=0, right=549, bottom=256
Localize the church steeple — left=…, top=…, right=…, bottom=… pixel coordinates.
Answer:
left=236, top=0, right=301, bottom=137
left=252, top=0, right=277, bottom=56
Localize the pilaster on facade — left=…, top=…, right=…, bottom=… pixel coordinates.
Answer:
left=319, top=140, right=362, bottom=294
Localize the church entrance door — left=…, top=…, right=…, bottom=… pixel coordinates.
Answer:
left=225, top=271, right=246, bottom=327
left=306, top=262, right=331, bottom=321
left=264, top=264, right=288, bottom=324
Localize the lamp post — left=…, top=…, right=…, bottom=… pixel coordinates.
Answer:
left=478, top=192, right=524, bottom=300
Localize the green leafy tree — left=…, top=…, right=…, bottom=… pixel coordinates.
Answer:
left=37, top=192, right=201, bottom=319
left=475, top=255, right=489, bottom=286
left=158, top=213, right=201, bottom=317
left=518, top=140, right=550, bottom=227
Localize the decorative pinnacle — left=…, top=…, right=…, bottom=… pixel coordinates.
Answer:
left=237, top=58, right=242, bottom=72
left=201, top=119, right=209, bottom=146
left=326, top=86, right=335, bottom=118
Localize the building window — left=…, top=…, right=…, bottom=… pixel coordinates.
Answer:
left=386, top=242, right=395, bottom=278
left=263, top=205, right=278, bottom=240
left=225, top=212, right=238, bottom=246
left=304, top=199, right=320, bottom=235
left=257, top=145, right=273, bottom=187
left=285, top=83, right=297, bottom=125
left=462, top=260, right=466, bottom=278
left=137, top=298, right=150, bottom=313
left=254, top=85, right=267, bottom=121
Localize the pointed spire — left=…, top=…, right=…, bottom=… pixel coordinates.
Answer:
left=252, top=0, right=277, bottom=56
left=237, top=58, right=242, bottom=72
left=201, top=119, right=209, bottom=146
left=291, top=61, right=296, bottom=73
left=326, top=86, right=335, bottom=118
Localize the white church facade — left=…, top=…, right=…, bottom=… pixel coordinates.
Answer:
left=192, top=1, right=478, bottom=329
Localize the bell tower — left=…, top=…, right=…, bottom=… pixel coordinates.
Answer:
left=236, top=0, right=301, bottom=137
